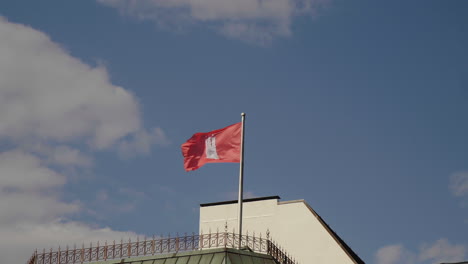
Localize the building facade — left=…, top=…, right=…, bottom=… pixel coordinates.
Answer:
left=200, top=196, right=364, bottom=264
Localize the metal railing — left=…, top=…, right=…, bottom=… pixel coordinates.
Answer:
left=27, top=231, right=297, bottom=264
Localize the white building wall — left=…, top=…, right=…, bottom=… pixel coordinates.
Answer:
left=199, top=198, right=357, bottom=264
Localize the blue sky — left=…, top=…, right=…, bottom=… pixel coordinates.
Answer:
left=0, top=0, right=467, bottom=263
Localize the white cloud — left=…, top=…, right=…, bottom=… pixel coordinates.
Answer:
left=89, top=187, right=148, bottom=219
left=0, top=151, right=74, bottom=258
left=118, top=187, right=147, bottom=198
left=1, top=221, right=139, bottom=264
left=0, top=150, right=65, bottom=192
left=375, top=240, right=466, bottom=264
left=27, top=143, right=93, bottom=168
left=419, top=239, right=467, bottom=264
left=96, top=189, right=110, bottom=202
left=220, top=22, right=280, bottom=45
left=376, top=244, right=401, bottom=264
left=0, top=16, right=166, bottom=150
left=97, top=0, right=329, bottom=44
left=0, top=150, right=143, bottom=263
left=118, top=127, right=170, bottom=158
left=450, top=171, right=468, bottom=197
left=375, top=244, right=415, bottom=264
left=0, top=17, right=161, bottom=263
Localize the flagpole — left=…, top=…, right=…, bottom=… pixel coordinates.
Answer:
left=237, top=112, right=246, bottom=249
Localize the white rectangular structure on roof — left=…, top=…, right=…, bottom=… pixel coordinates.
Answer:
left=199, top=196, right=363, bottom=264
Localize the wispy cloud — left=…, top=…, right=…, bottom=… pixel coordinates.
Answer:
left=375, top=239, right=467, bottom=264
left=419, top=239, right=467, bottom=264
left=118, top=127, right=170, bottom=159
left=97, top=0, right=329, bottom=45
left=449, top=171, right=468, bottom=209
left=375, top=244, right=414, bottom=264
left=450, top=171, right=468, bottom=197
left=89, top=187, right=150, bottom=219
left=27, top=143, right=93, bottom=169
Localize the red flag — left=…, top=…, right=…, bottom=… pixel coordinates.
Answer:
left=181, top=122, right=241, bottom=171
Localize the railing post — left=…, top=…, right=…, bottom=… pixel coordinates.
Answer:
left=232, top=228, right=236, bottom=249
left=259, top=233, right=263, bottom=252
left=168, top=233, right=171, bottom=253
left=152, top=235, right=155, bottom=255
left=80, top=244, right=84, bottom=264
left=246, top=231, right=249, bottom=248
left=200, top=231, right=203, bottom=249
left=136, top=237, right=139, bottom=256
left=224, top=231, right=227, bottom=248
left=253, top=232, right=256, bottom=251
left=96, top=241, right=99, bottom=262
left=104, top=241, right=107, bottom=261
left=127, top=238, right=131, bottom=257
left=208, top=232, right=211, bottom=248
left=160, top=234, right=163, bottom=254
left=72, top=245, right=75, bottom=264
left=65, top=245, right=69, bottom=264
left=88, top=243, right=92, bottom=263
left=119, top=239, right=123, bottom=258
left=192, top=232, right=195, bottom=251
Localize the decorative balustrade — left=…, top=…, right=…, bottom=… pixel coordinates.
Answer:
left=27, top=231, right=297, bottom=264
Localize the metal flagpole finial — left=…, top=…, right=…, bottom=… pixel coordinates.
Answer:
left=241, top=112, right=246, bottom=116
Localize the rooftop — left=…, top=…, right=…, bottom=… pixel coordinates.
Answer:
left=85, top=248, right=279, bottom=264
left=200, top=196, right=281, bottom=207
left=27, top=232, right=296, bottom=264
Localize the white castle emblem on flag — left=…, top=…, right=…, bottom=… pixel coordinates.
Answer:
left=205, top=135, right=219, bottom=159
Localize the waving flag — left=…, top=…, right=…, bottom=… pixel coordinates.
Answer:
left=181, top=122, right=241, bottom=171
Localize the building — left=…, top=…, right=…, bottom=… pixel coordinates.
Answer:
left=28, top=230, right=294, bottom=264
left=27, top=196, right=364, bottom=264
left=200, top=196, right=364, bottom=264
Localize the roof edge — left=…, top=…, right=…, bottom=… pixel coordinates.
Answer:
left=278, top=199, right=304, bottom=205
left=88, top=247, right=275, bottom=264
left=301, top=201, right=365, bottom=264
left=200, top=196, right=281, bottom=207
